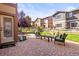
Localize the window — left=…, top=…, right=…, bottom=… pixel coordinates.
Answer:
left=69, top=12, right=73, bottom=17
left=55, top=15, right=61, bottom=19
left=45, top=19, right=48, bottom=23
left=4, top=17, right=12, bottom=37
left=66, top=13, right=69, bottom=18
left=66, top=12, right=73, bottom=18
left=71, top=23, right=77, bottom=27
left=55, top=24, right=62, bottom=27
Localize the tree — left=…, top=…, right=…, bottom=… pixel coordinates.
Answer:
left=18, top=11, right=32, bottom=27
left=19, top=11, right=25, bottom=20
left=18, top=11, right=26, bottom=27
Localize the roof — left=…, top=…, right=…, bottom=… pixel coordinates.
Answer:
left=33, top=18, right=42, bottom=23
left=42, top=16, right=52, bottom=20
left=71, top=9, right=79, bottom=14
left=53, top=11, right=67, bottom=17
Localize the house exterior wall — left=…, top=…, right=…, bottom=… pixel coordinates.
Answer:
left=0, top=4, right=16, bottom=14
left=43, top=16, right=53, bottom=29
left=66, top=10, right=79, bottom=29
left=44, top=19, right=48, bottom=29
left=48, top=16, right=53, bottom=29
left=34, top=18, right=42, bottom=28
left=40, top=19, right=45, bottom=28
left=73, top=13, right=79, bottom=29
left=37, top=19, right=41, bottom=27
left=53, top=10, right=79, bottom=30
left=53, top=13, right=66, bottom=29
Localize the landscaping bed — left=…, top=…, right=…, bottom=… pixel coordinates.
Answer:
left=18, top=27, right=79, bottom=43
left=18, top=27, right=35, bottom=34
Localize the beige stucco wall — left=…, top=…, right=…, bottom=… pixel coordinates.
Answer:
left=53, top=13, right=66, bottom=29
left=53, top=20, right=66, bottom=29
left=37, top=19, right=41, bottom=26
left=74, top=13, right=79, bottom=20
left=44, top=19, right=48, bottom=28
left=35, top=19, right=41, bottom=27
left=0, top=4, right=16, bottom=14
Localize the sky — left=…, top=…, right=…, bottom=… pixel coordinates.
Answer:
left=18, top=3, right=79, bottom=21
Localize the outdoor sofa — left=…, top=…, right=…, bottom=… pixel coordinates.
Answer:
left=54, top=33, right=67, bottom=46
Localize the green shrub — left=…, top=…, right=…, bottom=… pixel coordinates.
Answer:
left=37, top=26, right=43, bottom=32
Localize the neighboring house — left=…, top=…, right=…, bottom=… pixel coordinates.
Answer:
left=33, top=18, right=43, bottom=28
left=43, top=16, right=53, bottom=29
left=66, top=10, right=79, bottom=29
left=53, top=10, right=79, bottom=30
left=33, top=16, right=53, bottom=29
left=0, top=3, right=18, bottom=44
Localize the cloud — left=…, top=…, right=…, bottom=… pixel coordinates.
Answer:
left=63, top=6, right=78, bottom=11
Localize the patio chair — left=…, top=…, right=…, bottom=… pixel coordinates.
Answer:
left=54, top=33, right=67, bottom=46
left=18, top=33, right=27, bottom=41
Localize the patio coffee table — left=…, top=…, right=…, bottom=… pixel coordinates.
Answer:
left=40, top=35, right=54, bottom=42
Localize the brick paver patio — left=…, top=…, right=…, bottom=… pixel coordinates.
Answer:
left=0, top=34, right=79, bottom=56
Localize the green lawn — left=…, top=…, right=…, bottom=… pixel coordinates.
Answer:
left=40, top=31, right=53, bottom=35
left=67, top=32, right=79, bottom=43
